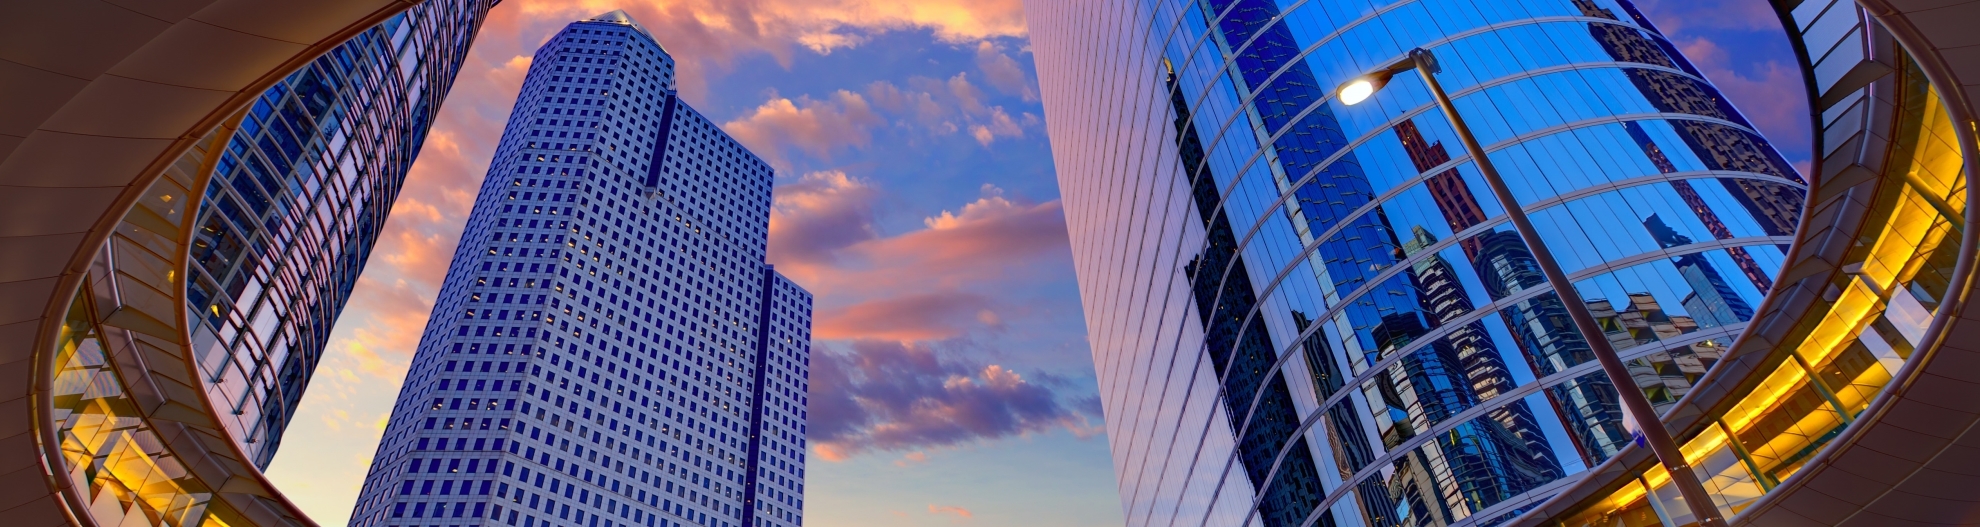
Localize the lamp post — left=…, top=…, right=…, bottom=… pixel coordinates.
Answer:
left=1339, top=48, right=1728, bottom=527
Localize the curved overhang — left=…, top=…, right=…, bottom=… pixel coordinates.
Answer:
left=0, top=1, right=417, bottom=526
left=1517, top=0, right=1980, bottom=525
left=1731, top=0, right=1980, bottom=523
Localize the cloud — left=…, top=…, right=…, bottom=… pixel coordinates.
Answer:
left=336, top=277, right=434, bottom=380
left=969, top=106, right=1023, bottom=147
left=974, top=41, right=1036, bottom=101
left=722, top=90, right=884, bottom=164
left=767, top=170, right=879, bottom=267
left=929, top=504, right=974, bottom=519
left=768, top=178, right=1091, bottom=461
left=864, top=80, right=950, bottom=132
left=814, top=291, right=1000, bottom=341
left=768, top=179, right=1070, bottom=299
left=808, top=341, right=1095, bottom=460
left=850, top=189, right=1067, bottom=286
left=945, top=73, right=990, bottom=115
left=501, top=0, right=1027, bottom=100
left=732, top=73, right=1033, bottom=161
left=770, top=180, right=1069, bottom=347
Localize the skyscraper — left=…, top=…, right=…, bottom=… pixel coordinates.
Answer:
left=187, top=0, right=494, bottom=467
left=343, top=12, right=812, bottom=527
left=1027, top=0, right=1802, bottom=525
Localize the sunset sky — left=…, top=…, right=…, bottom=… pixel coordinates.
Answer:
left=262, top=1, right=1810, bottom=526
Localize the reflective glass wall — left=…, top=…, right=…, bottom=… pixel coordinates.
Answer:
left=1029, top=0, right=1805, bottom=526
left=184, top=0, right=492, bottom=467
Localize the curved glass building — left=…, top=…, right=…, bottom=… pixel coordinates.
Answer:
left=185, top=0, right=492, bottom=467
left=1028, top=0, right=1806, bottom=525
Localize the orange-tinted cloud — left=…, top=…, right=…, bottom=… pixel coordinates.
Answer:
left=766, top=170, right=879, bottom=267
left=768, top=177, right=1069, bottom=304
left=969, top=106, right=1023, bottom=146
left=731, top=72, right=1035, bottom=159
left=846, top=190, right=1067, bottom=288
left=929, top=504, right=974, bottom=519
left=813, top=291, right=999, bottom=341
left=768, top=176, right=1068, bottom=349
left=723, top=91, right=884, bottom=166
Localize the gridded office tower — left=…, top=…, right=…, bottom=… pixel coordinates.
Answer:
left=186, top=0, right=494, bottom=467
left=344, top=12, right=813, bottom=527
left=1027, top=0, right=1804, bottom=525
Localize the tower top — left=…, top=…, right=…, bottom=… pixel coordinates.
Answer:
left=586, top=10, right=652, bottom=39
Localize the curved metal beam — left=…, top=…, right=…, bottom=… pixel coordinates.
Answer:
left=0, top=1, right=418, bottom=525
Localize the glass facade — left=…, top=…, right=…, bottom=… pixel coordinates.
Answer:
left=343, top=13, right=811, bottom=527
left=184, top=0, right=492, bottom=467
left=1028, top=0, right=1804, bottom=525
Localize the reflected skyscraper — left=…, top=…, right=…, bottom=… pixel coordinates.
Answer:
left=343, top=12, right=811, bottom=527
left=1028, top=0, right=1803, bottom=525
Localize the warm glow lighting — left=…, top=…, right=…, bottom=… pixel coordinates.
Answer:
left=1338, top=78, right=1376, bottom=105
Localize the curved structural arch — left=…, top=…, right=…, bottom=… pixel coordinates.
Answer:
left=0, top=1, right=419, bottom=525
left=1518, top=0, right=1980, bottom=525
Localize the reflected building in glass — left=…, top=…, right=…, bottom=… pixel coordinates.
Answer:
left=186, top=0, right=494, bottom=467
left=1027, top=0, right=1804, bottom=525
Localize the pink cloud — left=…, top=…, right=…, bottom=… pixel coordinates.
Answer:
left=764, top=177, right=1089, bottom=462
left=974, top=41, right=1037, bottom=101
left=722, top=91, right=884, bottom=165
left=767, top=176, right=1067, bottom=345
left=768, top=177, right=1070, bottom=303
left=813, top=291, right=1000, bottom=341
left=929, top=504, right=974, bottom=519
left=336, top=276, right=435, bottom=380
left=846, top=191, right=1067, bottom=288
left=969, top=106, right=1024, bottom=146
left=727, top=70, right=1037, bottom=160
left=808, top=341, right=1094, bottom=461
left=767, top=170, right=880, bottom=266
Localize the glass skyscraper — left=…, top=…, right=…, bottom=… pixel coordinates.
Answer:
left=1027, top=0, right=1803, bottom=525
left=185, top=0, right=494, bottom=467
left=343, top=12, right=812, bottom=527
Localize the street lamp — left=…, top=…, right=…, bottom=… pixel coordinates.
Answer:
left=1339, top=48, right=1730, bottom=527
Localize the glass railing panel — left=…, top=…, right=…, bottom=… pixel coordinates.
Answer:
left=53, top=287, right=248, bottom=527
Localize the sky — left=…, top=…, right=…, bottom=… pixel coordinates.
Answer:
left=263, top=1, right=1809, bottom=526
